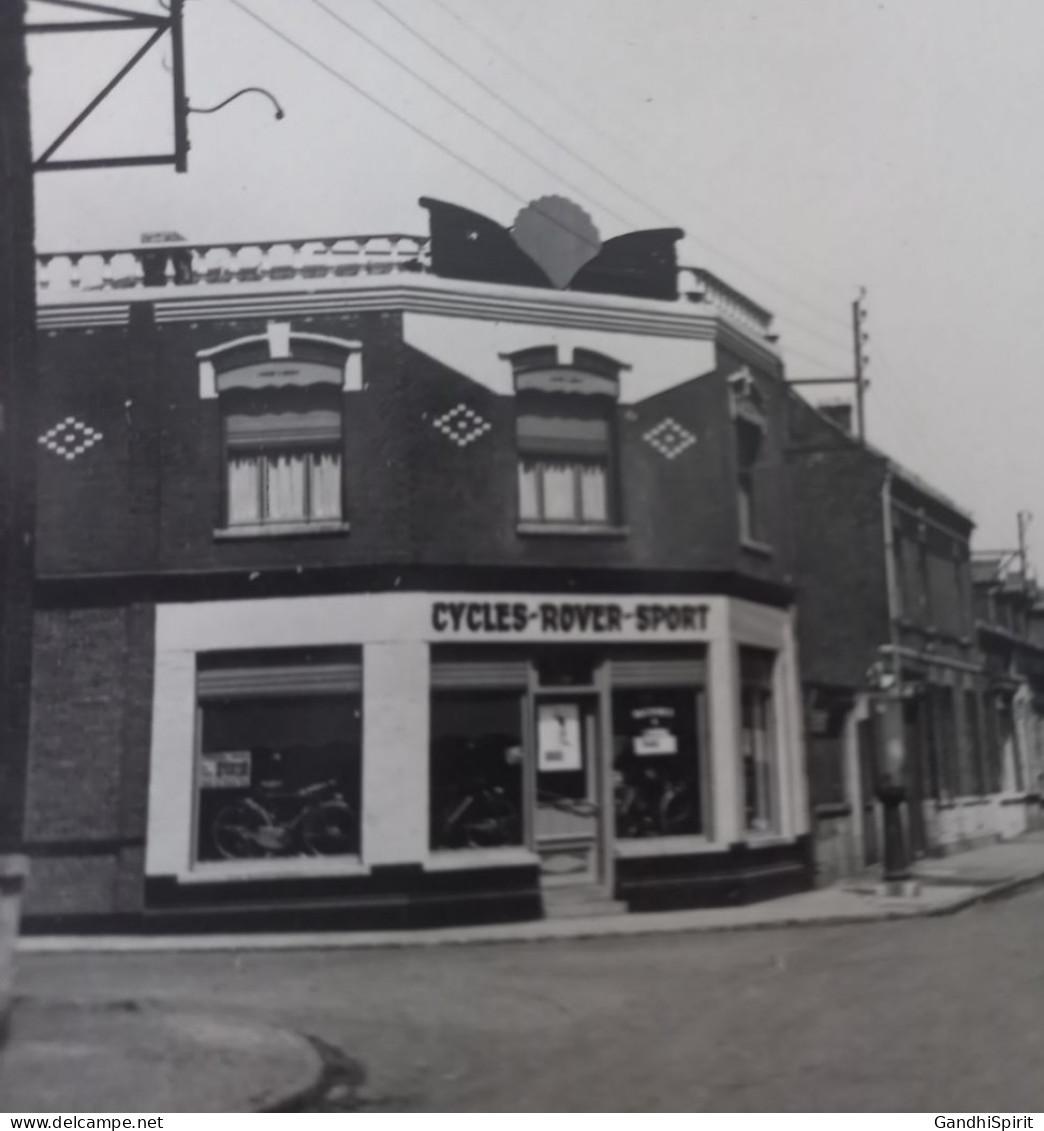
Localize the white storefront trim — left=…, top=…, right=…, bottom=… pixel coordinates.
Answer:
left=146, top=591, right=806, bottom=883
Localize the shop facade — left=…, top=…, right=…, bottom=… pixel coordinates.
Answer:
left=22, top=194, right=814, bottom=931
left=137, top=590, right=808, bottom=928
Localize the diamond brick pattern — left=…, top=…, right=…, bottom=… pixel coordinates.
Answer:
left=643, top=417, right=696, bottom=460
left=432, top=404, right=492, bottom=448
left=39, top=416, right=104, bottom=461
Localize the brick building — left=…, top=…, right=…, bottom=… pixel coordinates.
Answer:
left=23, top=195, right=813, bottom=932
left=790, top=400, right=1041, bottom=881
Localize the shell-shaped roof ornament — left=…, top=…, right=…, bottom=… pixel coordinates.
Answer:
left=511, top=196, right=603, bottom=289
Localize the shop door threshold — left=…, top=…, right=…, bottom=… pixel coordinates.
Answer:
left=542, top=885, right=627, bottom=920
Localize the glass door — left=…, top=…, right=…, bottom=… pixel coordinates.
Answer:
left=531, top=692, right=605, bottom=888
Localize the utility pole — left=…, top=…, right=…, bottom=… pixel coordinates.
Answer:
left=1017, top=510, right=1033, bottom=590
left=853, top=287, right=869, bottom=443
left=0, top=0, right=38, bottom=855
left=787, top=287, right=870, bottom=444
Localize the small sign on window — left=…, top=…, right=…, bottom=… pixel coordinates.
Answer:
left=200, top=750, right=252, bottom=790
left=537, top=703, right=583, bottom=772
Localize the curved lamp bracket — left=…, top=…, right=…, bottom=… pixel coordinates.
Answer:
left=188, top=87, right=286, bottom=120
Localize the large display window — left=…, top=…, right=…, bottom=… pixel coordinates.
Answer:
left=741, top=647, right=778, bottom=835
left=610, top=654, right=706, bottom=839
left=194, top=651, right=362, bottom=863
left=429, top=689, right=526, bottom=850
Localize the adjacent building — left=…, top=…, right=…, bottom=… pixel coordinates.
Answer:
left=22, top=195, right=814, bottom=932
left=790, top=399, right=1042, bottom=881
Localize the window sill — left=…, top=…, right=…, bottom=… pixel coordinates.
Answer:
left=516, top=522, right=629, bottom=539
left=425, top=847, right=539, bottom=871
left=814, top=802, right=853, bottom=819
left=214, top=520, right=351, bottom=541
left=178, top=855, right=367, bottom=883
left=741, top=537, right=774, bottom=558
left=615, top=835, right=718, bottom=857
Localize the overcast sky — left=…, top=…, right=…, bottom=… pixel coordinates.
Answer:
left=26, top=0, right=1044, bottom=569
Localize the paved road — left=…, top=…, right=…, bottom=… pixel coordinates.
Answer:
left=14, top=888, right=1044, bottom=1111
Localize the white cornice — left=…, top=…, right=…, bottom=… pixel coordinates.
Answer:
left=35, top=273, right=779, bottom=356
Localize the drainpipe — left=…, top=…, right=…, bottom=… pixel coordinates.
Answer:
left=879, top=469, right=912, bottom=885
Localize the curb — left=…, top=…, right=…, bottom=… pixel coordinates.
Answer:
left=15, top=869, right=1044, bottom=956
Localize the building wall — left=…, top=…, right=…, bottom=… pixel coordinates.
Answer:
left=787, top=397, right=890, bottom=689
left=37, top=308, right=797, bottom=589
left=22, top=604, right=153, bottom=918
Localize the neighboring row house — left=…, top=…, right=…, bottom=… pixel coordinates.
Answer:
left=790, top=400, right=1044, bottom=881
left=20, top=191, right=1042, bottom=932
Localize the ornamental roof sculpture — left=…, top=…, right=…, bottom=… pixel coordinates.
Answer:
left=419, top=195, right=684, bottom=302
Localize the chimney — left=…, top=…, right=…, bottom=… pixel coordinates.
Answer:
left=819, top=401, right=853, bottom=434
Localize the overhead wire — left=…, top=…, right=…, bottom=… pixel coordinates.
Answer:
left=308, top=0, right=643, bottom=232
left=227, top=0, right=852, bottom=372
left=369, top=0, right=853, bottom=352
left=224, top=0, right=621, bottom=248
left=425, top=0, right=854, bottom=334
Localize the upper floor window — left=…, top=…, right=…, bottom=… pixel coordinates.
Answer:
left=729, top=368, right=768, bottom=546
left=199, top=323, right=361, bottom=535
left=509, top=347, right=622, bottom=530
left=223, top=380, right=342, bottom=529
left=735, top=419, right=764, bottom=543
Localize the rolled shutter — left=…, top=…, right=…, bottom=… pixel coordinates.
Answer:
left=198, top=662, right=362, bottom=699
left=430, top=661, right=530, bottom=689
left=610, top=658, right=706, bottom=687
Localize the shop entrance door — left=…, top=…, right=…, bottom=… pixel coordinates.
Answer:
left=531, top=692, right=607, bottom=890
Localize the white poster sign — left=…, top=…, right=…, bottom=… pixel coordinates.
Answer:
left=537, top=703, right=583, bottom=772
left=200, top=750, right=252, bottom=790
left=634, top=728, right=679, bottom=756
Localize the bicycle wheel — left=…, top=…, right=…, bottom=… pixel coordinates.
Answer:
left=302, top=799, right=357, bottom=856
left=450, top=791, right=521, bottom=848
left=659, top=784, right=697, bottom=835
left=212, top=800, right=276, bottom=859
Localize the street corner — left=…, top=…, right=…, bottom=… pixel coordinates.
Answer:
left=0, top=997, right=324, bottom=1113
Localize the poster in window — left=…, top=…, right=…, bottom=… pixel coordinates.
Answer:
left=200, top=750, right=252, bottom=790
left=537, top=703, right=583, bottom=772
left=631, top=705, right=679, bottom=756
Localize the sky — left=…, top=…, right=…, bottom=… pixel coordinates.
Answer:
left=24, top=0, right=1044, bottom=570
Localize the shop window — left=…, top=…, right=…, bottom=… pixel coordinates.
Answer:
left=741, top=647, right=778, bottom=835
left=430, top=689, right=525, bottom=850
left=963, top=688, right=986, bottom=795
left=806, top=694, right=850, bottom=809
left=611, top=681, right=705, bottom=839
left=194, top=652, right=362, bottom=863
left=930, top=684, right=958, bottom=798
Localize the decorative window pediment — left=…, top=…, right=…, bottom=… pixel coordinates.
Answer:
left=728, top=366, right=768, bottom=428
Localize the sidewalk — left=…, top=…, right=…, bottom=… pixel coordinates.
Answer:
left=16, top=833, right=1044, bottom=955
left=0, top=998, right=323, bottom=1113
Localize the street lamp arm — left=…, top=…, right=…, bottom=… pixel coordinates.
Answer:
left=188, top=87, right=285, bottom=120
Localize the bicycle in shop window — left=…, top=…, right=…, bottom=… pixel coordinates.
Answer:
left=436, top=775, right=600, bottom=849
left=210, top=763, right=357, bottom=859
left=613, top=764, right=699, bottom=838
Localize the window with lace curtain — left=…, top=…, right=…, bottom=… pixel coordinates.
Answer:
left=220, top=371, right=344, bottom=531
left=511, top=348, right=620, bottom=529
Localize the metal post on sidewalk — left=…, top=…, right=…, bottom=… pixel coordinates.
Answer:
left=875, top=691, right=919, bottom=897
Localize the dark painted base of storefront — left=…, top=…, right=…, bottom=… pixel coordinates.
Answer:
left=616, top=837, right=815, bottom=912
left=20, top=839, right=815, bottom=935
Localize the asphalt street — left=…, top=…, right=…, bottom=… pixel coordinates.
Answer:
left=14, top=887, right=1044, bottom=1112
